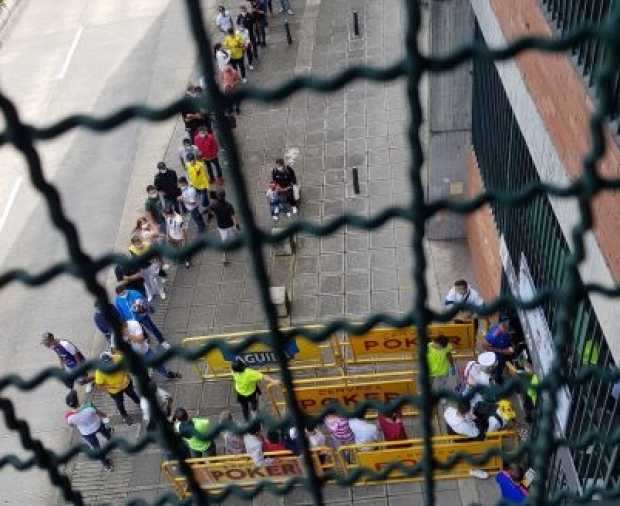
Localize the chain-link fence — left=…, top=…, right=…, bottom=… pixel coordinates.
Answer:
left=1, top=0, right=620, bottom=505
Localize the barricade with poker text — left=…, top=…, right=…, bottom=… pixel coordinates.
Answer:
left=267, top=371, right=419, bottom=417
left=342, top=322, right=476, bottom=368
left=182, top=326, right=341, bottom=379
left=162, top=448, right=336, bottom=496
left=337, top=431, right=517, bottom=484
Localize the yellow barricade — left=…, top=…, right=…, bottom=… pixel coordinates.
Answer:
left=267, top=371, right=417, bottom=417
left=162, top=448, right=336, bottom=496
left=182, top=325, right=341, bottom=380
left=337, top=431, right=516, bottom=484
left=344, top=322, right=476, bottom=367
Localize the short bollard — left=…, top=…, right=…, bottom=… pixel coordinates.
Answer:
left=285, top=20, right=293, bottom=44
left=353, top=11, right=360, bottom=36
left=352, top=167, right=360, bottom=194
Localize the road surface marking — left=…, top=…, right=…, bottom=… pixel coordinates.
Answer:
left=0, top=176, right=22, bottom=233
left=56, top=26, right=84, bottom=80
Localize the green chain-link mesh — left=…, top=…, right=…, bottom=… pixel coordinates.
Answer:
left=1, top=0, right=620, bottom=505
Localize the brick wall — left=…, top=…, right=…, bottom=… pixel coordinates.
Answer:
left=465, top=149, right=502, bottom=301
left=489, top=0, right=620, bottom=281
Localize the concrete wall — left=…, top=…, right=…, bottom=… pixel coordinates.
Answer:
left=470, top=0, right=620, bottom=364
left=427, top=0, right=474, bottom=239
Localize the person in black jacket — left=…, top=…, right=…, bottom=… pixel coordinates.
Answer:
left=271, top=158, right=298, bottom=213
left=154, top=162, right=180, bottom=211
left=237, top=5, right=258, bottom=61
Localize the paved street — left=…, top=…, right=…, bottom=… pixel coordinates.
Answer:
left=0, top=1, right=198, bottom=504
left=62, top=0, right=501, bottom=505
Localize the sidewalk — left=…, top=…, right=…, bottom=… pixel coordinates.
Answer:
left=64, top=0, right=501, bottom=505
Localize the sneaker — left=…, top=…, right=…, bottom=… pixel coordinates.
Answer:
left=292, top=206, right=298, bottom=214
left=249, top=65, right=254, bottom=70
left=166, top=371, right=182, bottom=380
left=469, top=469, right=489, bottom=479
left=160, top=291, right=166, bottom=300
left=278, top=8, right=285, bottom=13
left=242, top=78, right=247, bottom=83
left=161, top=341, right=172, bottom=350
left=103, top=461, right=113, bottom=472
left=287, top=9, right=295, bottom=15
left=162, top=263, right=170, bottom=271
left=184, top=260, right=191, bottom=269
left=286, top=212, right=292, bottom=217
left=272, top=215, right=279, bottom=221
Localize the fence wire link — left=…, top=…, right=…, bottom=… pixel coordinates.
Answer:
left=0, top=0, right=619, bottom=505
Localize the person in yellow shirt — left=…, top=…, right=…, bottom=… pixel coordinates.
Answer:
left=223, top=27, right=247, bottom=82
left=185, top=152, right=211, bottom=208
left=427, top=335, right=455, bottom=397
left=81, top=352, right=140, bottom=425
left=231, top=358, right=279, bottom=420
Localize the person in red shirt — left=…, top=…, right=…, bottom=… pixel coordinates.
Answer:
left=193, top=126, right=223, bottom=184
left=262, top=429, right=288, bottom=452
left=378, top=409, right=408, bottom=441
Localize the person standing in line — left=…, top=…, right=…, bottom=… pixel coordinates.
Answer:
left=223, top=27, right=247, bottom=82
left=81, top=351, right=141, bottom=426
left=209, top=190, right=240, bottom=265
left=348, top=418, right=379, bottom=447
left=237, top=5, right=258, bottom=63
left=123, top=320, right=180, bottom=380
left=495, top=466, right=529, bottom=503
left=93, top=301, right=123, bottom=348
left=230, top=358, right=279, bottom=420
left=178, top=177, right=206, bottom=234
left=324, top=414, right=355, bottom=448
left=41, top=332, right=86, bottom=388
left=214, top=43, right=231, bottom=72
left=236, top=20, right=255, bottom=70
left=145, top=184, right=165, bottom=228
left=193, top=126, right=223, bottom=184
left=249, top=0, right=267, bottom=47
left=173, top=407, right=216, bottom=457
left=277, top=0, right=294, bottom=15
left=64, top=390, right=113, bottom=471
left=217, top=64, right=242, bottom=115
left=271, top=158, right=298, bottom=214
left=178, top=138, right=200, bottom=172
left=243, top=424, right=270, bottom=465
left=444, top=279, right=487, bottom=332
left=185, top=153, right=211, bottom=209
left=215, top=5, right=234, bottom=33
left=219, top=410, right=245, bottom=454
left=377, top=408, right=408, bottom=441
left=153, top=162, right=180, bottom=211
left=163, top=204, right=190, bottom=269
left=481, top=318, right=514, bottom=384
left=138, top=379, right=173, bottom=431
left=114, top=285, right=170, bottom=348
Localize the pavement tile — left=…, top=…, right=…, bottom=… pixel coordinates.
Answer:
left=353, top=484, right=387, bottom=500
left=130, top=452, right=164, bottom=487
left=387, top=482, right=423, bottom=495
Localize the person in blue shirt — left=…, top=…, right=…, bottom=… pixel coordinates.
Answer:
left=482, top=318, right=513, bottom=384
left=495, top=466, right=528, bottom=503
left=114, top=285, right=169, bottom=349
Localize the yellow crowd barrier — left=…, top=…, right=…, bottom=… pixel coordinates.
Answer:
left=267, top=371, right=417, bottom=417
left=337, top=431, right=516, bottom=484
left=182, top=325, right=341, bottom=380
left=182, top=322, right=475, bottom=381
left=343, top=322, right=476, bottom=368
left=162, top=448, right=336, bottom=496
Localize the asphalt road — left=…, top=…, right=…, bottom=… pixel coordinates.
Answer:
left=0, top=1, right=197, bottom=503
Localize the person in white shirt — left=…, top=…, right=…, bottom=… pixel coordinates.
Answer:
left=243, top=424, right=271, bottom=466
left=163, top=204, right=190, bottom=269
left=178, top=176, right=206, bottom=234
left=214, top=43, right=231, bottom=71
left=123, top=320, right=180, bottom=380
left=178, top=138, right=200, bottom=171
left=65, top=390, right=113, bottom=471
left=443, top=400, right=480, bottom=439
left=215, top=6, right=233, bottom=33
left=463, top=351, right=497, bottom=406
left=444, top=279, right=487, bottom=332
left=348, top=418, right=380, bottom=448
left=138, top=379, right=173, bottom=431
left=236, top=22, right=254, bottom=70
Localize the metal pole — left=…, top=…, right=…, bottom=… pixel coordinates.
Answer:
left=352, top=167, right=360, bottom=194
left=353, top=11, right=360, bottom=36
left=285, top=19, right=293, bottom=45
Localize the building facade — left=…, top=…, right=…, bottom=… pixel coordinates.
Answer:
left=465, top=0, right=620, bottom=496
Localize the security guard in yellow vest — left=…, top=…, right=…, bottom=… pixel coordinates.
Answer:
left=173, top=407, right=216, bottom=457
